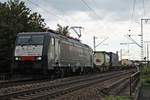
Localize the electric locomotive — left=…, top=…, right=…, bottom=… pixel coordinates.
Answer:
left=12, top=31, right=93, bottom=77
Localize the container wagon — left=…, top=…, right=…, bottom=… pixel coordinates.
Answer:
left=120, top=59, right=133, bottom=69
left=108, top=52, right=119, bottom=70
left=93, top=51, right=110, bottom=71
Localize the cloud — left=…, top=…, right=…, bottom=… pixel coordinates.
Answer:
left=1, top=0, right=150, bottom=60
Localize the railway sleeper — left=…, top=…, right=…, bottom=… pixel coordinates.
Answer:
left=110, top=78, right=130, bottom=95
left=11, top=72, right=131, bottom=100
left=100, top=77, right=129, bottom=95
left=0, top=70, right=131, bottom=100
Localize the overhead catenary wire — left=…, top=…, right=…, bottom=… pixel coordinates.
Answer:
left=27, top=0, right=85, bottom=35
left=142, top=0, right=146, bottom=18
left=129, top=0, right=147, bottom=30
left=131, top=0, right=136, bottom=21
left=44, top=0, right=76, bottom=25
left=91, top=0, right=98, bottom=6
left=80, top=0, right=102, bottom=21
left=129, top=0, right=136, bottom=31
left=26, top=0, right=65, bottom=22
left=80, top=0, right=108, bottom=37
left=44, top=0, right=84, bottom=37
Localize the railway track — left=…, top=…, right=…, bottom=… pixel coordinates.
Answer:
left=53, top=71, right=133, bottom=100
left=0, top=78, right=36, bottom=88
left=99, top=71, right=140, bottom=98
left=0, top=73, right=10, bottom=80
left=101, top=75, right=130, bottom=95
left=0, top=70, right=132, bottom=100
left=0, top=70, right=122, bottom=89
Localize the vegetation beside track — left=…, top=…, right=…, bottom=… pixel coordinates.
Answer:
left=0, top=0, right=47, bottom=73
left=138, top=65, right=150, bottom=100
left=140, top=65, right=150, bottom=85
left=104, top=89, right=134, bottom=100
left=105, top=95, right=132, bottom=100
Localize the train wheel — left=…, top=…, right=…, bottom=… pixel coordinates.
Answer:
left=55, top=68, right=64, bottom=78
left=60, top=69, right=64, bottom=78
left=55, top=68, right=60, bottom=78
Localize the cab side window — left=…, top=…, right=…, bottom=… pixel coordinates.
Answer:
left=51, top=37, right=55, bottom=46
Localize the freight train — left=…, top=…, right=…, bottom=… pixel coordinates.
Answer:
left=120, top=59, right=135, bottom=68
left=11, top=30, right=93, bottom=77
left=11, top=30, right=134, bottom=77
left=93, top=51, right=136, bottom=71
left=93, top=51, right=120, bottom=71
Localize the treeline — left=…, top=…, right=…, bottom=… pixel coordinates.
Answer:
left=0, top=0, right=47, bottom=72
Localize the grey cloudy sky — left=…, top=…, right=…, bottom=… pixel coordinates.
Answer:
left=1, top=0, right=150, bottom=60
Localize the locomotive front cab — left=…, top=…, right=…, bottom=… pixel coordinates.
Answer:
left=12, top=33, right=45, bottom=75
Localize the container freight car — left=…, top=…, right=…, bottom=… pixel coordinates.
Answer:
left=11, top=31, right=93, bottom=77
left=93, top=51, right=110, bottom=71
left=93, top=51, right=120, bottom=71
left=120, top=59, right=132, bottom=66
left=108, top=52, right=119, bottom=70
left=120, top=59, right=134, bottom=69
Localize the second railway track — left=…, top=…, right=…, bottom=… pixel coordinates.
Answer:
left=0, top=70, right=133, bottom=100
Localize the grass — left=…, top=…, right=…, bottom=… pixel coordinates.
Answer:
left=140, top=65, right=150, bottom=85
left=104, top=95, right=133, bottom=100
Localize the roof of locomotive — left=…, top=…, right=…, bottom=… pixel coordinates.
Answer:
left=94, top=51, right=118, bottom=55
left=94, top=51, right=108, bottom=53
left=17, top=32, right=50, bottom=35
left=17, top=31, right=93, bottom=50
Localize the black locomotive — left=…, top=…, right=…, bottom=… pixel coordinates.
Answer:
left=12, top=30, right=93, bottom=77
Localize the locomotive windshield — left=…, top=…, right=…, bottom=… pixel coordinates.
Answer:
left=16, top=35, right=44, bottom=45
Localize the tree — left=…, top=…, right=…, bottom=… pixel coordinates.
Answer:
left=0, top=0, right=46, bottom=72
left=56, top=24, right=69, bottom=36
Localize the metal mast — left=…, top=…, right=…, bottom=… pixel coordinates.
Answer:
left=93, top=36, right=97, bottom=51
left=93, top=36, right=108, bottom=51
left=141, top=18, right=150, bottom=60
left=141, top=19, right=144, bottom=60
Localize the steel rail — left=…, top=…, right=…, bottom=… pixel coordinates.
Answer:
left=10, top=71, right=131, bottom=100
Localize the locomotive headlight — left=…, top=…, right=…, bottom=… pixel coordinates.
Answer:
left=15, top=57, right=19, bottom=60
left=36, top=57, right=42, bottom=60
left=15, top=57, right=20, bottom=60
